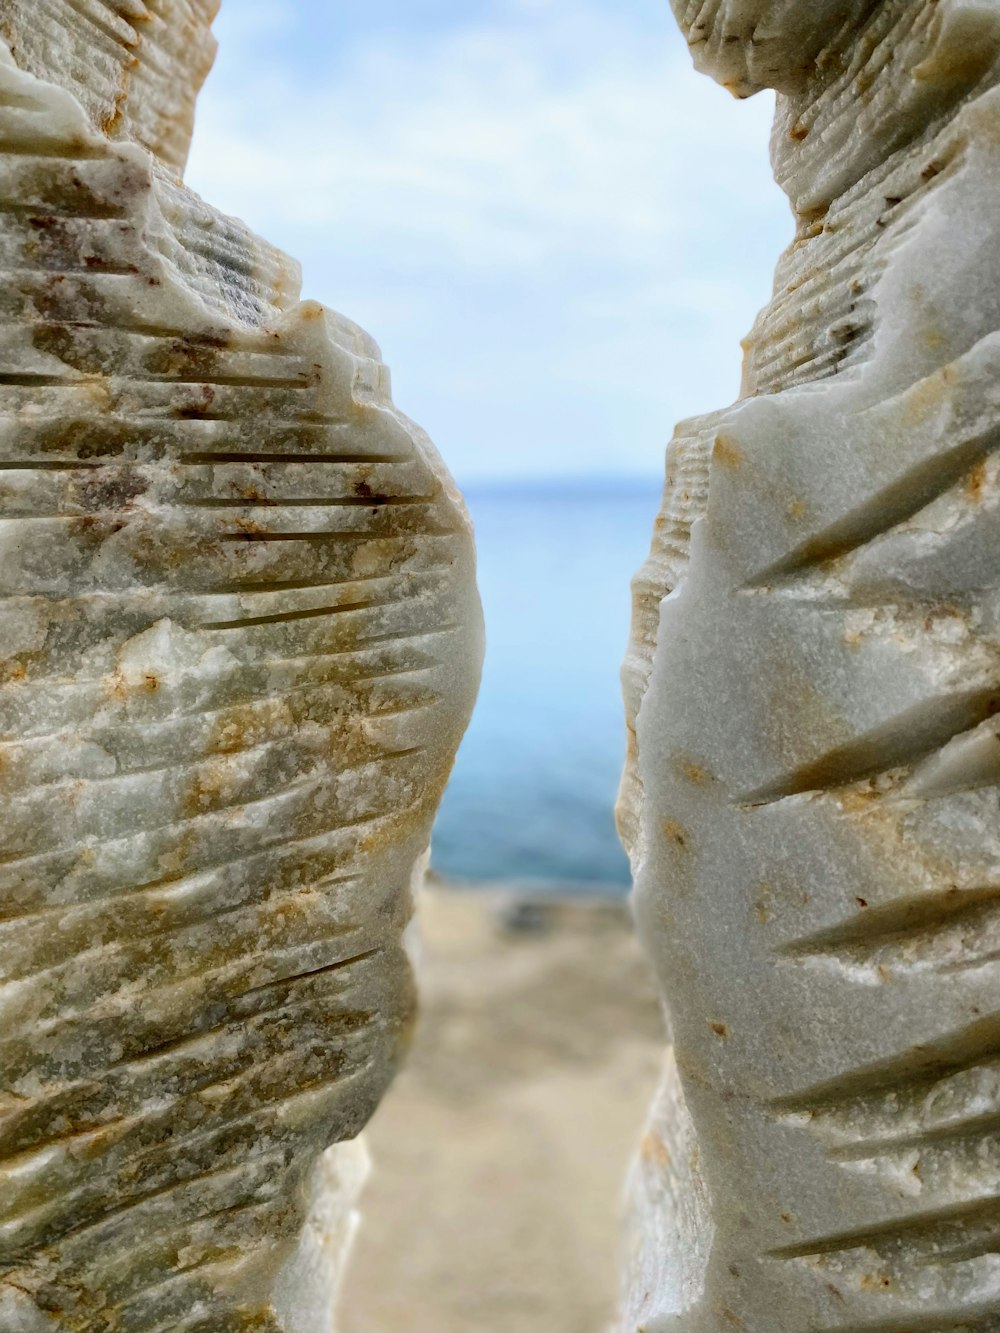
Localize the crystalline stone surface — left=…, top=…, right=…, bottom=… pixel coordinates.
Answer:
left=0, top=4, right=482, bottom=1330
left=0, top=0, right=220, bottom=172
left=619, top=3, right=1000, bottom=1329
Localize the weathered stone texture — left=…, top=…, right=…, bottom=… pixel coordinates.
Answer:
left=0, top=0, right=219, bottom=172
left=0, top=6, right=482, bottom=1330
left=620, top=3, right=1000, bottom=1329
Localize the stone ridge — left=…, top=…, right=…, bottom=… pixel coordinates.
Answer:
left=666, top=0, right=876, bottom=98
left=0, top=0, right=220, bottom=172
left=620, top=2, right=1000, bottom=1330
left=0, top=22, right=482, bottom=1333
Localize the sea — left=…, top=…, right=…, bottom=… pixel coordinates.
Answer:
left=430, top=479, right=662, bottom=892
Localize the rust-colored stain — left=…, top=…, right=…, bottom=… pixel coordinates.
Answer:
left=713, top=433, right=743, bottom=469
left=679, top=759, right=709, bottom=786
left=663, top=819, right=690, bottom=850
left=964, top=457, right=988, bottom=501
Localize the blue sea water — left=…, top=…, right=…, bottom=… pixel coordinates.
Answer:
left=431, top=481, right=662, bottom=890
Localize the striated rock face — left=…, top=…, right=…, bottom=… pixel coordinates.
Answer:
left=619, top=2, right=1000, bottom=1329
left=0, top=0, right=220, bottom=173
left=0, top=4, right=482, bottom=1330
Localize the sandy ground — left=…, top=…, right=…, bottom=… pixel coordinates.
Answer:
left=339, top=882, right=665, bottom=1333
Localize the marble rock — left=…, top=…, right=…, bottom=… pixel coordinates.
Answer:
left=619, top=3, right=1000, bottom=1330
left=0, top=3, right=482, bottom=1330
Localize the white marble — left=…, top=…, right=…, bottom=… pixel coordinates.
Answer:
left=0, top=0, right=219, bottom=173
left=620, top=3, right=1000, bottom=1329
left=0, top=4, right=482, bottom=1329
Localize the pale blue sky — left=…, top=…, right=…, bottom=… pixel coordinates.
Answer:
left=186, top=0, right=791, bottom=487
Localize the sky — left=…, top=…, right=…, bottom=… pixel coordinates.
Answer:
left=186, top=0, right=792, bottom=488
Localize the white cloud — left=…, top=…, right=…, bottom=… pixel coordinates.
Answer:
left=186, top=0, right=791, bottom=483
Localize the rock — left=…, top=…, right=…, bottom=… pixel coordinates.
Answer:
left=619, top=3, right=1000, bottom=1329
left=0, top=0, right=219, bottom=172
left=0, top=4, right=482, bottom=1330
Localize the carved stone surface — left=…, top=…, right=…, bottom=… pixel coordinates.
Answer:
left=620, top=3, right=1000, bottom=1329
left=0, top=4, right=482, bottom=1329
